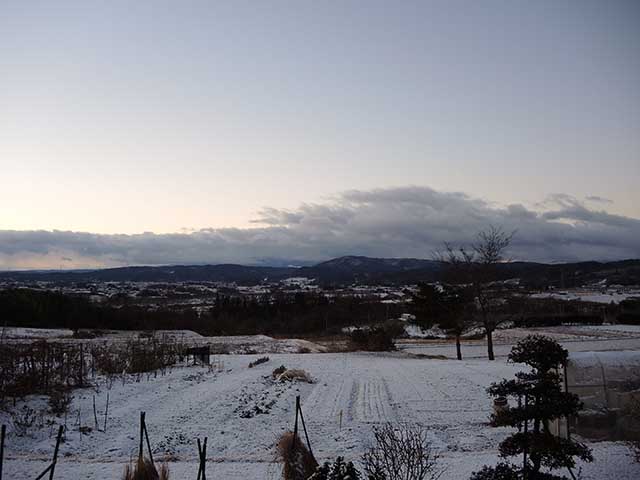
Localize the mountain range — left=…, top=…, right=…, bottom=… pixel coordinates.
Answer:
left=1, top=256, right=639, bottom=287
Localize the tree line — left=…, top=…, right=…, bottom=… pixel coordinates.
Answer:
left=0, top=288, right=404, bottom=337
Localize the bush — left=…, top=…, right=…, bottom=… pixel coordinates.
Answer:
left=48, top=388, right=72, bottom=416
left=0, top=341, right=88, bottom=401
left=362, top=423, right=441, bottom=480
left=469, top=463, right=519, bottom=480
left=93, top=338, right=184, bottom=376
left=249, top=356, right=270, bottom=368
left=309, top=456, right=361, bottom=479
left=481, top=335, right=593, bottom=479
left=11, top=405, right=38, bottom=437
left=349, top=326, right=398, bottom=352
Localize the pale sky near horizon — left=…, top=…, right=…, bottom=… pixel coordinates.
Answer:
left=0, top=1, right=639, bottom=268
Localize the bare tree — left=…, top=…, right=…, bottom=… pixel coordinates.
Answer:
left=439, top=226, right=515, bottom=361
left=363, top=423, right=443, bottom=480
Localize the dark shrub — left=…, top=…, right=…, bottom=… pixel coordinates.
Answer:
left=48, top=388, right=72, bottom=416
left=248, top=356, right=270, bottom=368
left=470, top=463, right=519, bottom=480
left=309, top=456, right=361, bottom=479
left=349, top=324, right=400, bottom=352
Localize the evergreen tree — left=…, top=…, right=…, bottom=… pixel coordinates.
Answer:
left=308, top=456, right=361, bottom=480
left=471, top=335, right=592, bottom=479
left=412, top=283, right=474, bottom=360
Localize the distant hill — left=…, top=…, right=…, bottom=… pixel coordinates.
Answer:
left=297, top=256, right=441, bottom=284
left=0, top=264, right=294, bottom=284
left=0, top=256, right=639, bottom=286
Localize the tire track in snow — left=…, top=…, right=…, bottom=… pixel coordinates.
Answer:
left=352, top=376, right=397, bottom=423
left=303, top=372, right=349, bottom=422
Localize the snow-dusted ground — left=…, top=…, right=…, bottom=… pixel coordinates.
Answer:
left=0, top=326, right=75, bottom=339
left=3, top=351, right=639, bottom=479
left=530, top=291, right=640, bottom=304
left=2, top=327, right=327, bottom=353
left=399, top=325, right=640, bottom=358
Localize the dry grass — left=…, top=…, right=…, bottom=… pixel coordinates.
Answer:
left=272, top=367, right=314, bottom=384
left=122, top=458, right=170, bottom=480
left=277, top=431, right=318, bottom=480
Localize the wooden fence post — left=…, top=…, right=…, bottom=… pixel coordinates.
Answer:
left=290, top=395, right=313, bottom=458
left=297, top=398, right=313, bottom=459
left=523, top=394, right=528, bottom=480
left=103, top=393, right=109, bottom=433
left=0, top=424, right=5, bottom=480
left=138, top=412, right=145, bottom=463
left=79, top=344, right=84, bottom=387
left=49, top=426, right=63, bottom=480
left=291, top=396, right=300, bottom=453
left=92, top=396, right=99, bottom=431
left=34, top=425, right=63, bottom=480
left=143, top=415, right=155, bottom=469
left=197, top=437, right=208, bottom=480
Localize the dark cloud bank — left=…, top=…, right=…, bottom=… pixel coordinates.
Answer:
left=1, top=187, right=639, bottom=270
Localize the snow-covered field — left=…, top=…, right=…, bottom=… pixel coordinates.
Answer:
left=530, top=290, right=640, bottom=304
left=1, top=327, right=327, bottom=353
left=0, top=326, right=75, bottom=339
left=3, top=349, right=639, bottom=479
left=399, top=324, right=640, bottom=359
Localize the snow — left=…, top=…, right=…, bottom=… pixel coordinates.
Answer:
left=530, top=291, right=640, bottom=304
left=404, top=324, right=448, bottom=339
left=586, top=324, right=640, bottom=335
left=398, top=325, right=640, bottom=359
left=1, top=327, right=327, bottom=353
left=2, top=351, right=639, bottom=479
left=0, top=327, right=74, bottom=339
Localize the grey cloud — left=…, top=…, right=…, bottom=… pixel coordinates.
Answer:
left=585, top=195, right=614, bottom=204
left=1, top=186, right=639, bottom=269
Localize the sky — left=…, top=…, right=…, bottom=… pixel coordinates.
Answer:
left=0, top=1, right=639, bottom=268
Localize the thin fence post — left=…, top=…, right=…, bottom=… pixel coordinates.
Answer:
left=1, top=424, right=6, bottom=480
left=92, top=396, right=98, bottom=431
left=523, top=394, right=528, bottom=480
left=298, top=399, right=313, bottom=458
left=104, top=393, right=109, bottom=433
left=202, top=437, right=207, bottom=480
left=36, top=426, right=64, bottom=480
left=49, top=425, right=63, bottom=480
left=143, top=415, right=155, bottom=469
left=197, top=439, right=202, bottom=480
left=79, top=344, right=84, bottom=387
left=138, top=412, right=145, bottom=463
left=291, top=396, right=300, bottom=453
left=197, top=437, right=208, bottom=480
